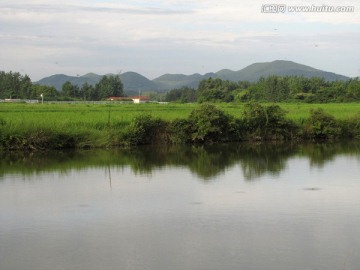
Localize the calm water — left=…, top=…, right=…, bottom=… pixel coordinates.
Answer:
left=1, top=142, right=360, bottom=270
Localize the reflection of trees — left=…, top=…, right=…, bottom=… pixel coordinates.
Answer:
left=0, top=141, right=359, bottom=181
left=102, top=144, right=296, bottom=180
left=120, top=145, right=239, bottom=180
left=298, top=141, right=360, bottom=168
left=186, top=145, right=241, bottom=180
left=0, top=150, right=112, bottom=178
left=238, top=143, right=297, bottom=181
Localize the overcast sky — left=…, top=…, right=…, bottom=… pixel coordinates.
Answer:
left=1, top=0, right=359, bottom=81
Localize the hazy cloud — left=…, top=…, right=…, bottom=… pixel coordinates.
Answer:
left=0, top=0, right=359, bottom=80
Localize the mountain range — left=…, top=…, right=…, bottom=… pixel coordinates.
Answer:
left=35, top=60, right=350, bottom=93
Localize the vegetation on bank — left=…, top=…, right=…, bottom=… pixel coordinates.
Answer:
left=0, top=103, right=359, bottom=150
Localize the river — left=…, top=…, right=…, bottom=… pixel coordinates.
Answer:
left=1, top=142, right=360, bottom=270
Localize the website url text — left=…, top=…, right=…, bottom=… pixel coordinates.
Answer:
left=261, top=4, right=355, bottom=13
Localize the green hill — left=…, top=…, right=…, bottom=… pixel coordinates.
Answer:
left=120, top=72, right=158, bottom=92
left=35, top=60, right=350, bottom=92
left=152, top=60, right=349, bottom=89
left=215, top=60, right=349, bottom=82
left=35, top=72, right=157, bottom=93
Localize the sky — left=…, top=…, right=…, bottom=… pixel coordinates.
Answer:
left=1, top=0, right=359, bottom=81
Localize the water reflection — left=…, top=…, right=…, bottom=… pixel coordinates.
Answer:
left=1, top=141, right=360, bottom=270
left=1, top=141, right=360, bottom=181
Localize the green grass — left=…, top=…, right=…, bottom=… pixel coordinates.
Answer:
left=278, top=103, right=360, bottom=122
left=1, top=102, right=359, bottom=125
left=0, top=103, right=196, bottom=126
left=218, top=103, right=360, bottom=122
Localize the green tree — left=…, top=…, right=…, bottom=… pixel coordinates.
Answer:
left=95, top=75, right=123, bottom=100
left=0, top=71, right=32, bottom=99
left=19, top=75, right=32, bottom=99
left=165, top=87, right=196, bottom=103
left=197, top=78, right=236, bottom=103
left=61, top=81, right=80, bottom=98
left=345, top=78, right=360, bottom=101
left=245, top=79, right=265, bottom=101
left=31, top=85, right=59, bottom=100
left=79, top=82, right=95, bottom=101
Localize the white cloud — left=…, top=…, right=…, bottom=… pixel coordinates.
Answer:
left=0, top=0, right=359, bottom=80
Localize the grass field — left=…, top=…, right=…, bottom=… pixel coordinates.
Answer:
left=0, top=102, right=359, bottom=149
left=1, top=102, right=359, bottom=124
left=0, top=103, right=194, bottom=126
left=1, top=102, right=359, bottom=132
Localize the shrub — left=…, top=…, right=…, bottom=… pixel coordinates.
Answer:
left=125, top=114, right=167, bottom=145
left=303, top=108, right=341, bottom=139
left=339, top=112, right=360, bottom=139
left=189, top=103, right=237, bottom=143
left=167, top=119, right=193, bottom=144
left=241, top=103, right=296, bottom=140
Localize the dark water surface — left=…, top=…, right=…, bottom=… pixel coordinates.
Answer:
left=1, top=142, right=360, bottom=270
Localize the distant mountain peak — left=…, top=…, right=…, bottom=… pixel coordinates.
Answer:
left=35, top=60, right=349, bottom=92
left=83, top=72, right=99, bottom=76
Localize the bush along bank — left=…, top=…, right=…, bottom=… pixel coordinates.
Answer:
left=120, top=103, right=360, bottom=147
left=1, top=103, right=359, bottom=150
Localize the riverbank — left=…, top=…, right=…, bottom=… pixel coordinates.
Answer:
left=0, top=103, right=359, bottom=150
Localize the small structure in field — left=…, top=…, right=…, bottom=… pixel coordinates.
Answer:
left=132, top=96, right=150, bottom=104
left=2, top=99, right=39, bottom=103
left=107, top=96, right=132, bottom=102
left=107, top=96, right=150, bottom=103
left=4, top=99, right=22, bottom=103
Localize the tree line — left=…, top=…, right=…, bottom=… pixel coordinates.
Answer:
left=0, top=71, right=123, bottom=101
left=164, top=76, right=360, bottom=103
left=1, top=70, right=359, bottom=103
